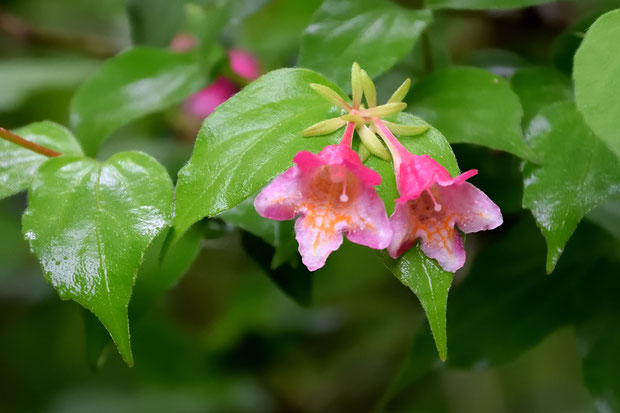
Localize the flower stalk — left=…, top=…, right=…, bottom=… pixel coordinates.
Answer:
left=0, top=127, right=62, bottom=157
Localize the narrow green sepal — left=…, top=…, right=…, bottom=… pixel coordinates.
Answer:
left=388, top=78, right=411, bottom=103
left=362, top=102, right=407, bottom=118
left=351, top=62, right=363, bottom=109
left=309, top=83, right=351, bottom=110
left=357, top=125, right=391, bottom=161
left=383, top=120, right=429, bottom=136
left=360, top=69, right=377, bottom=108
left=358, top=143, right=371, bottom=163
left=302, top=117, right=347, bottom=136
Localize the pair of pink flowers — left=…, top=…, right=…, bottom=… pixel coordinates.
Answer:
left=256, top=64, right=502, bottom=272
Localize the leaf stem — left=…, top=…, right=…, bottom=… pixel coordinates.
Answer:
left=0, top=127, right=62, bottom=157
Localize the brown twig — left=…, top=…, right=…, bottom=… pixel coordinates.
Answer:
left=0, top=9, right=118, bottom=58
left=0, top=127, right=62, bottom=157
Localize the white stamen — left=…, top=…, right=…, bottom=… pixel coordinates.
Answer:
left=426, top=189, right=442, bottom=212
left=340, top=175, right=349, bottom=202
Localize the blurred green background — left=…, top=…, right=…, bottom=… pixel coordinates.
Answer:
left=1, top=0, right=619, bottom=412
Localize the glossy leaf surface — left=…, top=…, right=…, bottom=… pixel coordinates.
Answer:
left=70, top=48, right=205, bottom=155
left=173, top=68, right=343, bottom=240
left=510, top=67, right=573, bottom=127
left=408, top=67, right=537, bottom=161
left=574, top=9, right=620, bottom=159
left=22, top=152, right=174, bottom=365
left=299, top=0, right=432, bottom=88
left=0, top=121, right=83, bottom=200
left=522, top=101, right=620, bottom=273
left=425, top=0, right=554, bottom=9
left=384, top=248, right=453, bottom=361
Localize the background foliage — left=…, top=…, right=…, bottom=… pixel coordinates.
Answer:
left=0, top=0, right=618, bottom=412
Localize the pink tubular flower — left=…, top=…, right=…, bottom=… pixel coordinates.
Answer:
left=228, top=49, right=261, bottom=81
left=254, top=123, right=392, bottom=271
left=374, top=120, right=503, bottom=272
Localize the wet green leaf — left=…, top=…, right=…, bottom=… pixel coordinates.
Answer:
left=0, top=121, right=83, bottom=200
left=510, top=67, right=573, bottom=127
left=408, top=67, right=537, bottom=161
left=425, top=0, right=554, bottom=9
left=0, top=59, right=100, bottom=111
left=523, top=101, right=620, bottom=273
left=173, top=68, right=344, bottom=240
left=299, top=0, right=432, bottom=88
left=70, top=47, right=205, bottom=155
left=384, top=247, right=453, bottom=361
left=574, top=9, right=620, bottom=159
left=22, top=151, right=174, bottom=365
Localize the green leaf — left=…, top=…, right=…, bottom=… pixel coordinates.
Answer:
left=126, top=0, right=186, bottom=47
left=424, top=0, right=554, bottom=10
left=510, top=67, right=573, bottom=127
left=522, top=101, right=620, bottom=273
left=299, top=0, right=432, bottom=88
left=367, top=112, right=460, bottom=215
left=0, top=121, right=83, bottom=200
left=70, top=47, right=206, bottom=156
left=0, top=59, right=100, bottom=111
left=408, top=67, right=537, bottom=161
left=574, top=9, right=620, bottom=159
left=384, top=247, right=453, bottom=361
left=173, top=68, right=344, bottom=240
left=22, top=151, right=174, bottom=365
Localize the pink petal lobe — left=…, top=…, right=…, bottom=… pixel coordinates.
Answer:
left=228, top=49, right=261, bottom=81
left=295, top=145, right=381, bottom=186
left=185, top=77, right=239, bottom=118
left=438, top=182, right=503, bottom=233
left=396, top=153, right=477, bottom=202
left=295, top=214, right=344, bottom=271
left=254, top=167, right=301, bottom=221
left=344, top=185, right=392, bottom=250
left=388, top=191, right=466, bottom=272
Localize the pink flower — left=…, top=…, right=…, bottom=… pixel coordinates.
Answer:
left=228, top=49, right=261, bottom=81
left=185, top=77, right=238, bottom=118
left=374, top=120, right=503, bottom=272
left=254, top=123, right=392, bottom=271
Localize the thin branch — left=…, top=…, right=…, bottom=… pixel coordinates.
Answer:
left=0, top=9, right=118, bottom=58
left=0, top=127, right=62, bottom=157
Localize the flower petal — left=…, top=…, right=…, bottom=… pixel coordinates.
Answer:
left=344, top=185, right=392, bottom=249
left=254, top=167, right=302, bottom=220
left=388, top=200, right=466, bottom=272
left=185, top=77, right=238, bottom=118
left=295, top=214, right=344, bottom=271
left=228, top=49, right=261, bottom=81
left=438, top=182, right=503, bottom=233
